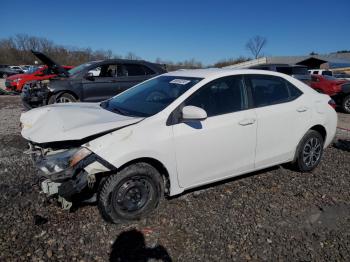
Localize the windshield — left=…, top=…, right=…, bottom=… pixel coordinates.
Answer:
left=68, top=62, right=93, bottom=76
left=100, top=75, right=203, bottom=117
left=26, top=66, right=40, bottom=74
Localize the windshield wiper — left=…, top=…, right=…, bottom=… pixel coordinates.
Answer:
left=111, top=107, right=126, bottom=116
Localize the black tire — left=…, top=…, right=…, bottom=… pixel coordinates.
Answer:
left=341, top=95, right=350, bottom=114
left=293, top=130, right=324, bottom=172
left=97, top=163, right=163, bottom=224
left=2, top=73, right=8, bottom=79
left=48, top=93, right=77, bottom=104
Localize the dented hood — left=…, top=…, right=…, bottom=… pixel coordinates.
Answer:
left=20, top=102, right=144, bottom=144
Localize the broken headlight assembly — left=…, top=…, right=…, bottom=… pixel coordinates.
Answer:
left=37, top=147, right=92, bottom=175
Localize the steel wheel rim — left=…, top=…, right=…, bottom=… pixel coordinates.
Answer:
left=113, top=177, right=152, bottom=212
left=57, top=97, right=72, bottom=103
left=345, top=98, right=350, bottom=111
left=302, top=137, right=322, bottom=167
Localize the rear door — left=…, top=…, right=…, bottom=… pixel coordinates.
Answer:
left=246, top=74, right=310, bottom=168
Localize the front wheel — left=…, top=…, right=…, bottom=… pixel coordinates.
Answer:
left=48, top=93, right=77, bottom=104
left=293, top=130, right=324, bottom=172
left=97, top=163, right=163, bottom=223
left=342, top=95, right=350, bottom=114
left=2, top=73, right=8, bottom=79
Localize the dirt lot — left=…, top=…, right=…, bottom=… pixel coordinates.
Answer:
left=0, top=96, right=349, bottom=261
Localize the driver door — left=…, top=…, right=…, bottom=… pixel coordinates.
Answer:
left=82, top=64, right=120, bottom=102
left=172, top=75, right=257, bottom=188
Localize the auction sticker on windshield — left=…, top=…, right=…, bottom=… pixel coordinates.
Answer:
left=170, top=79, right=191, bottom=85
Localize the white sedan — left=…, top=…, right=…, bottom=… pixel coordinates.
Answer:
left=20, top=69, right=337, bottom=223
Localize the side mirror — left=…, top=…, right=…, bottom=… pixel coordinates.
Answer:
left=182, top=106, right=207, bottom=121
left=85, top=72, right=95, bottom=81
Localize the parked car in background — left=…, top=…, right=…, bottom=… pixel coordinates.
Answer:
left=0, top=65, right=23, bottom=78
left=310, top=74, right=350, bottom=113
left=308, top=69, right=333, bottom=76
left=20, top=65, right=33, bottom=73
left=248, top=64, right=311, bottom=85
left=21, top=51, right=167, bottom=109
left=334, top=73, right=350, bottom=81
left=9, top=66, right=25, bottom=74
left=6, top=64, right=73, bottom=92
left=20, top=69, right=337, bottom=223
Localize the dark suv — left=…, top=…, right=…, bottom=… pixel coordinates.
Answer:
left=21, top=51, right=166, bottom=109
left=0, top=65, right=23, bottom=78
left=249, top=64, right=311, bottom=85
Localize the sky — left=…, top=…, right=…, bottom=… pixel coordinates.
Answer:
left=2, top=0, right=350, bottom=65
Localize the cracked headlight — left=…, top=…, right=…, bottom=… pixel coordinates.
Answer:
left=37, top=147, right=91, bottom=175
left=69, top=148, right=92, bottom=167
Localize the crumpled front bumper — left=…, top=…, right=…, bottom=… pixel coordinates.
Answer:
left=28, top=145, right=115, bottom=209
left=21, top=82, right=49, bottom=109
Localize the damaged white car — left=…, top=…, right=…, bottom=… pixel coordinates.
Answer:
left=21, top=69, right=337, bottom=223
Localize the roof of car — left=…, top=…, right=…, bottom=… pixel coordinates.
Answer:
left=94, top=59, right=161, bottom=66
left=164, top=68, right=289, bottom=79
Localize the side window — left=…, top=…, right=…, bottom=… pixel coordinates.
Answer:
left=142, top=65, right=156, bottom=75
left=322, top=71, right=332, bottom=76
left=249, top=75, right=302, bottom=107
left=184, top=76, right=246, bottom=117
left=88, top=66, right=101, bottom=77
left=123, top=64, right=148, bottom=76
left=99, top=64, right=119, bottom=77
left=286, top=80, right=303, bottom=99
left=314, top=70, right=319, bottom=75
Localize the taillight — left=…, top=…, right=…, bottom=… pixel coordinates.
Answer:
left=328, top=99, right=336, bottom=109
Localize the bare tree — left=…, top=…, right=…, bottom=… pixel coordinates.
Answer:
left=0, top=34, right=124, bottom=65
left=125, top=52, right=141, bottom=60
left=245, top=36, right=267, bottom=59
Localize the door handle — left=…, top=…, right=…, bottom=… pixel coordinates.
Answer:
left=297, top=107, right=308, bottom=112
left=239, top=119, right=256, bottom=126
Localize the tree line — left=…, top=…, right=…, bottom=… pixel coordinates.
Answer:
left=0, top=34, right=259, bottom=69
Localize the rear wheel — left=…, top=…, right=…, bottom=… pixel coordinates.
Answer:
left=342, top=95, right=350, bottom=114
left=48, top=93, right=77, bottom=104
left=97, top=163, right=163, bottom=224
left=293, top=130, right=324, bottom=172
left=2, top=73, right=8, bottom=79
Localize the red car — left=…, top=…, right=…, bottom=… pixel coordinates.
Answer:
left=311, top=74, right=350, bottom=113
left=5, top=65, right=73, bottom=92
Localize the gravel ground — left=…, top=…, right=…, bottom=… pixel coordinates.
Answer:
left=0, top=96, right=349, bottom=261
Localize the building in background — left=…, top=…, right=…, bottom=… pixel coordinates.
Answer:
left=224, top=53, right=350, bottom=73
